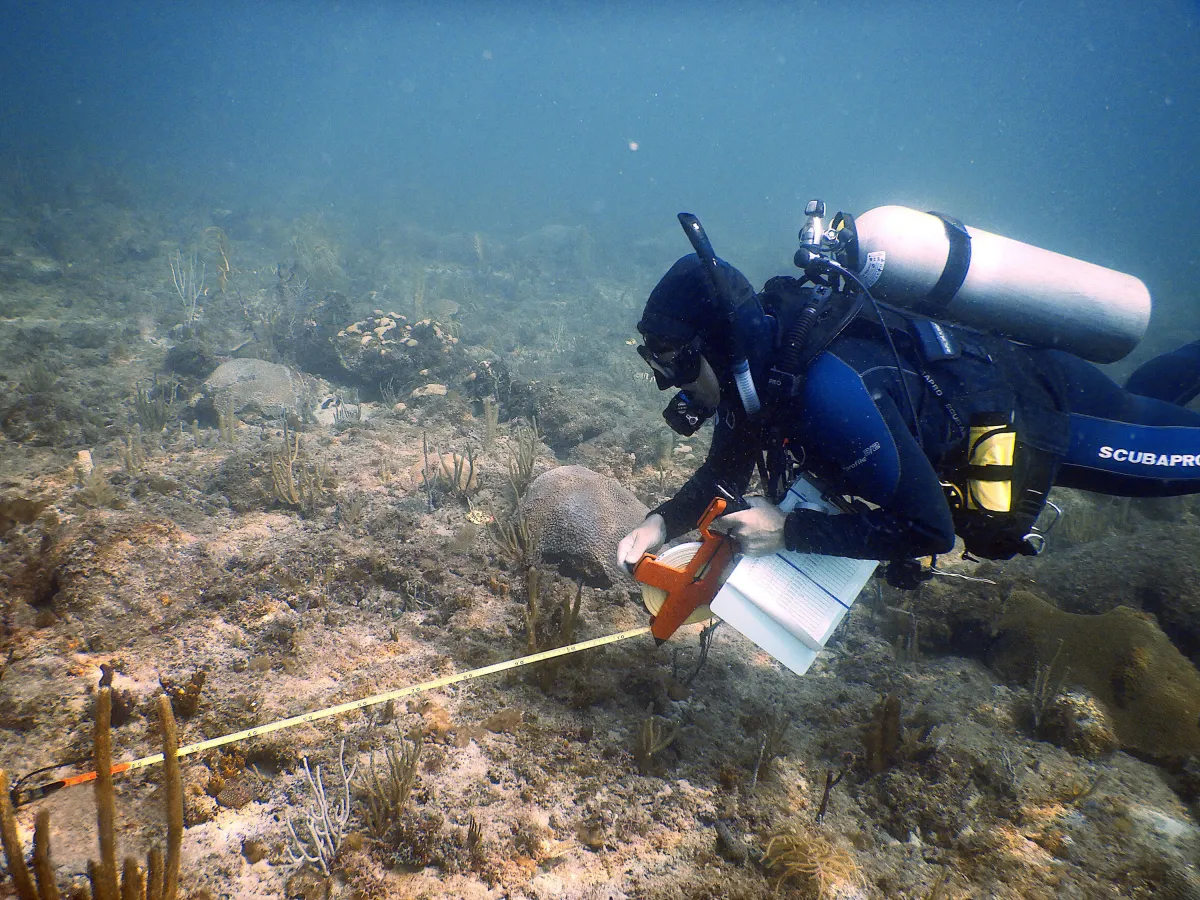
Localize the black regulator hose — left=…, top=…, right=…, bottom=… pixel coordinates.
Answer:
left=776, top=294, right=824, bottom=376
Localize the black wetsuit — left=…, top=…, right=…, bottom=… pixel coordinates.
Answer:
left=653, top=308, right=1200, bottom=563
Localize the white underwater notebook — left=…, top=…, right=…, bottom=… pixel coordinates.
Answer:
left=710, top=477, right=877, bottom=676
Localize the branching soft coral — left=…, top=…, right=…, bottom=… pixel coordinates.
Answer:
left=762, top=824, right=863, bottom=899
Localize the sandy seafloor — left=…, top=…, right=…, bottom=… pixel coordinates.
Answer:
left=1, top=192, right=1199, bottom=899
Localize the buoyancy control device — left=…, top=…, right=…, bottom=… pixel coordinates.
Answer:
left=773, top=200, right=1085, bottom=565
left=850, top=205, right=1152, bottom=363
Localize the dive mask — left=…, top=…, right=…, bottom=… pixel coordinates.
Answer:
left=636, top=335, right=704, bottom=390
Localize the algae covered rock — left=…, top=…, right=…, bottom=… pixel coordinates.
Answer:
left=525, top=381, right=614, bottom=456
left=519, top=465, right=648, bottom=588
left=208, top=450, right=271, bottom=513
left=0, top=247, right=62, bottom=284
left=997, top=521, right=1200, bottom=668
left=201, top=358, right=326, bottom=421
left=992, top=590, right=1200, bottom=758
left=515, top=223, right=594, bottom=277
left=165, top=337, right=220, bottom=379
left=1038, top=690, right=1119, bottom=759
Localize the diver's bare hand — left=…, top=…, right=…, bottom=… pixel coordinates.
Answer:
left=713, top=497, right=785, bottom=556
left=617, top=514, right=667, bottom=573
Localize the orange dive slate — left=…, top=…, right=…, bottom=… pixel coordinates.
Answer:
left=633, top=498, right=736, bottom=643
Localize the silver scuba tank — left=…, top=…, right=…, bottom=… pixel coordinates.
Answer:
left=852, top=205, right=1151, bottom=363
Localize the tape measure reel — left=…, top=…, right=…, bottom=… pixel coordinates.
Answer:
left=639, top=542, right=715, bottom=626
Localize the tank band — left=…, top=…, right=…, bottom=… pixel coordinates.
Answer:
left=917, top=212, right=972, bottom=316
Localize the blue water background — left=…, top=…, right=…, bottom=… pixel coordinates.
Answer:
left=2, top=1, right=1196, bottom=342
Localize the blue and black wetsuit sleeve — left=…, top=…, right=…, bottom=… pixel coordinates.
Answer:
left=651, top=415, right=758, bottom=541
left=783, top=390, right=957, bottom=561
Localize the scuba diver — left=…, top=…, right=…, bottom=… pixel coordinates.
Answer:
left=616, top=204, right=1200, bottom=588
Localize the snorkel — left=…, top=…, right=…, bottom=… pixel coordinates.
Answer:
left=677, top=213, right=763, bottom=417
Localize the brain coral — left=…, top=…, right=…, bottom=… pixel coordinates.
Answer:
left=519, top=465, right=648, bottom=589
left=204, top=358, right=321, bottom=419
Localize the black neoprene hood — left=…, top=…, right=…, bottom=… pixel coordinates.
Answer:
left=637, top=254, right=759, bottom=363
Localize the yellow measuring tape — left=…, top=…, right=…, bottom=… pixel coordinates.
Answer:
left=17, top=625, right=652, bottom=804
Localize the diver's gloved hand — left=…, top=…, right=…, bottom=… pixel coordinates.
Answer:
left=617, top=514, right=667, bottom=573
left=713, top=496, right=786, bottom=556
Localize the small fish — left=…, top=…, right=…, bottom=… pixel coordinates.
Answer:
left=625, top=339, right=638, bottom=346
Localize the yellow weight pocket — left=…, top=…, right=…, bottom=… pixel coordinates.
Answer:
left=966, top=413, right=1016, bottom=513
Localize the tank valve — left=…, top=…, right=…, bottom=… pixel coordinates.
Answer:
left=794, top=198, right=826, bottom=268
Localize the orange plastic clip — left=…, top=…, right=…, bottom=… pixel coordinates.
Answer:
left=633, top=497, right=736, bottom=644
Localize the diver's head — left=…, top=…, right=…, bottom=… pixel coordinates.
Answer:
left=636, top=254, right=765, bottom=386
left=636, top=254, right=766, bottom=434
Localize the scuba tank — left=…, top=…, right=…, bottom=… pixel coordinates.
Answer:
left=851, top=205, right=1151, bottom=363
